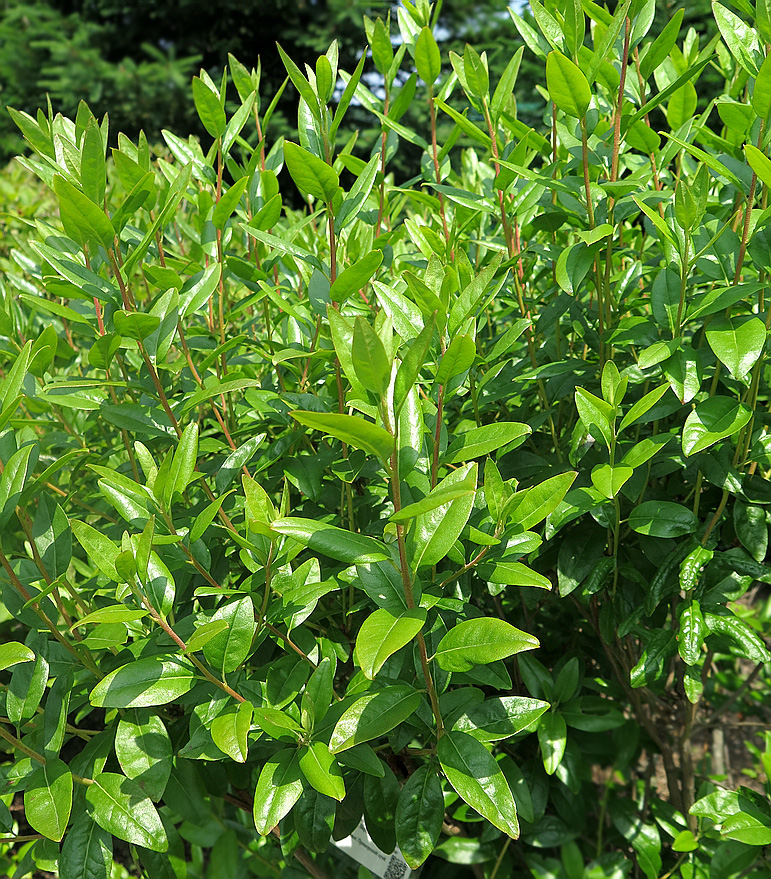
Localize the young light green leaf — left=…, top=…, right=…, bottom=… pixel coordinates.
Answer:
left=502, top=471, right=577, bottom=531
left=53, top=175, right=115, bottom=251
left=590, top=464, right=633, bottom=499
left=192, top=76, right=226, bottom=138
left=537, top=712, right=567, bottom=775
left=71, top=520, right=120, bottom=582
left=409, top=463, right=477, bottom=569
left=164, top=422, right=198, bottom=507
left=705, top=316, right=766, bottom=380
left=390, top=479, right=476, bottom=523
left=352, top=317, right=391, bottom=397
left=618, top=385, right=670, bottom=432
left=415, top=26, right=441, bottom=85
left=546, top=51, right=591, bottom=118
left=435, top=334, right=475, bottom=385
left=71, top=606, right=148, bottom=629
left=330, top=251, right=383, bottom=302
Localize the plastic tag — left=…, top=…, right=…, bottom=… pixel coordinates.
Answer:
left=333, top=819, right=412, bottom=879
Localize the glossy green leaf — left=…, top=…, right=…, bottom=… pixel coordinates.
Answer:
left=211, top=701, right=253, bottom=763
left=192, top=76, right=226, bottom=137
left=283, top=141, right=339, bottom=203
left=682, top=397, right=752, bottom=457
left=272, top=517, right=389, bottom=564
left=435, top=618, right=539, bottom=672
left=329, top=685, right=421, bottom=752
left=712, top=2, right=763, bottom=75
left=478, top=559, right=551, bottom=589
left=628, top=501, right=698, bottom=537
left=72, top=606, right=148, bottom=629
left=546, top=51, right=591, bottom=117
left=537, top=712, right=567, bottom=775
left=298, top=741, right=346, bottom=801
left=503, top=471, right=577, bottom=530
left=115, top=709, right=172, bottom=801
left=294, top=787, right=336, bottom=853
left=53, top=174, right=115, bottom=251
left=185, top=618, right=229, bottom=654
left=190, top=489, right=236, bottom=542
left=618, top=385, right=670, bottom=432
left=86, top=772, right=167, bottom=851
left=212, top=176, right=248, bottom=229
left=703, top=612, right=771, bottom=662
left=253, top=749, right=303, bottom=835
left=452, top=696, right=549, bottom=742
left=395, top=764, right=443, bottom=869
left=575, top=387, right=614, bottom=447
left=0, top=641, right=34, bottom=671
left=330, top=251, right=383, bottom=302
left=415, top=26, right=441, bottom=85
left=444, top=422, right=530, bottom=464
left=410, top=463, right=477, bottom=569
left=677, top=600, right=706, bottom=666
left=354, top=608, right=427, bottom=679
left=59, top=814, right=112, bottom=879
left=202, top=595, right=255, bottom=674
left=721, top=811, right=771, bottom=845
left=89, top=656, right=196, bottom=708
left=591, top=464, right=633, bottom=499
left=438, top=730, right=519, bottom=837
left=113, top=311, right=161, bottom=342
left=705, top=316, right=766, bottom=379
left=734, top=501, right=768, bottom=563
left=291, top=410, right=394, bottom=463
left=352, top=317, right=391, bottom=396
left=435, top=334, right=475, bottom=385
left=24, top=758, right=72, bottom=842
left=0, top=443, right=35, bottom=529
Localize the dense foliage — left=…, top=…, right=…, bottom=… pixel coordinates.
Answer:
left=1, top=0, right=771, bottom=878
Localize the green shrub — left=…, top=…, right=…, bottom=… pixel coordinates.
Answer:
left=1, top=1, right=771, bottom=877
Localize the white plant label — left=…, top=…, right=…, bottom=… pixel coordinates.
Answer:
left=333, top=819, right=412, bottom=879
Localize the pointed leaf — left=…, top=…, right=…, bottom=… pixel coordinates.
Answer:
left=438, top=731, right=518, bottom=837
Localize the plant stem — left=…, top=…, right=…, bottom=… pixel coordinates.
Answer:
left=389, top=448, right=444, bottom=738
